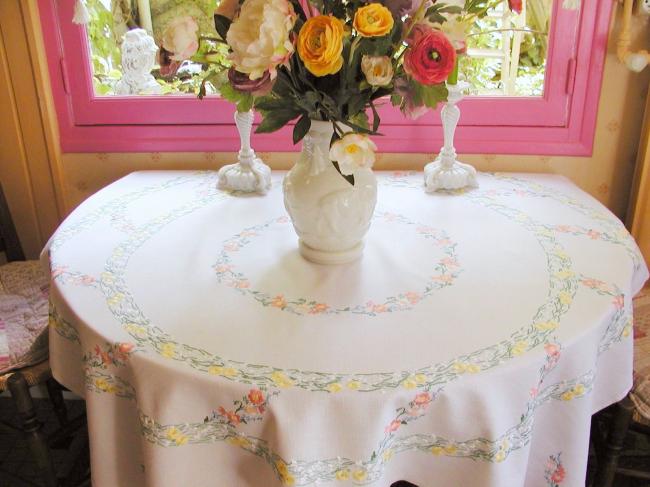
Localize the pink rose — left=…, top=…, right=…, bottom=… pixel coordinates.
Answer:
left=508, top=0, right=523, bottom=14
left=161, top=16, right=199, bottom=61
left=404, top=27, right=457, bottom=85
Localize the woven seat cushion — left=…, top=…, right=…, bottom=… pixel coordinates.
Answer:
left=631, top=287, right=650, bottom=424
left=0, top=261, right=50, bottom=375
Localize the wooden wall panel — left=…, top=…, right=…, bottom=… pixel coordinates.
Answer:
left=0, top=0, right=61, bottom=258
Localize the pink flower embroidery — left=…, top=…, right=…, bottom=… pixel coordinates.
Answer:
left=271, top=295, right=287, bottom=308
left=414, top=392, right=431, bottom=406
left=309, top=303, right=329, bottom=314
left=248, top=389, right=265, bottom=405
left=551, top=466, right=565, bottom=483
left=385, top=420, right=401, bottom=433
left=581, top=278, right=604, bottom=289
left=405, top=292, right=421, bottom=304
left=544, top=343, right=560, bottom=357
left=613, top=295, right=624, bottom=310
left=218, top=407, right=241, bottom=425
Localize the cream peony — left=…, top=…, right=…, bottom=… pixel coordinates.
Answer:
left=437, top=15, right=469, bottom=53
left=329, top=133, right=377, bottom=176
left=226, top=0, right=296, bottom=80
left=161, top=16, right=199, bottom=61
left=361, top=55, right=394, bottom=86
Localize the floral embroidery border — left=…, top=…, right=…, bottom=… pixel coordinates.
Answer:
left=50, top=173, right=638, bottom=393
left=213, top=211, right=461, bottom=316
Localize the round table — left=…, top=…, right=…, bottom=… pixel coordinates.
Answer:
left=44, top=171, right=649, bottom=487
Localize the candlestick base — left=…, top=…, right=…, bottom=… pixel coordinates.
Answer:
left=217, top=110, right=272, bottom=194
left=424, top=159, right=478, bottom=192
left=217, top=159, right=272, bottom=194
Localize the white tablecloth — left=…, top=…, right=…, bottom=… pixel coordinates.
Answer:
left=44, top=171, right=649, bottom=487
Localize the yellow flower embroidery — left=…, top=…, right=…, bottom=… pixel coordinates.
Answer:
left=494, top=450, right=506, bottom=462
left=94, top=378, right=109, bottom=391
left=107, top=293, right=124, bottom=306
left=622, top=325, right=631, bottom=337
left=558, top=291, right=573, bottom=306
left=161, top=342, right=177, bottom=358
left=222, top=367, right=238, bottom=377
left=402, top=378, right=417, bottom=389
left=101, top=272, right=114, bottom=283
left=166, top=427, right=188, bottom=446
left=227, top=436, right=251, bottom=448
left=275, top=460, right=288, bottom=476
left=414, top=373, right=427, bottom=384
left=352, top=469, right=367, bottom=482
left=125, top=323, right=147, bottom=338
left=327, top=383, right=343, bottom=393
left=335, top=469, right=350, bottom=481
left=452, top=362, right=467, bottom=373
left=208, top=366, right=223, bottom=375
left=555, top=269, right=574, bottom=279
left=282, top=474, right=295, bottom=486
left=466, top=364, right=480, bottom=374
left=573, top=384, right=585, bottom=396
left=553, top=248, right=569, bottom=259
left=561, top=391, right=574, bottom=401
left=382, top=449, right=394, bottom=462
left=535, top=321, right=558, bottom=331
left=346, top=381, right=361, bottom=390
left=511, top=341, right=528, bottom=356
left=444, top=445, right=458, bottom=455
left=430, top=446, right=444, bottom=455
left=271, top=371, right=294, bottom=388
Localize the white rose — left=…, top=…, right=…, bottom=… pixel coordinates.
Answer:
left=329, top=133, right=377, bottom=176
left=227, top=0, right=296, bottom=80
left=361, top=55, right=394, bottom=87
left=161, top=16, right=199, bottom=61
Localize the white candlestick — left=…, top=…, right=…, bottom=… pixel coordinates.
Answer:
left=424, top=81, right=479, bottom=192
left=217, top=110, right=272, bottom=194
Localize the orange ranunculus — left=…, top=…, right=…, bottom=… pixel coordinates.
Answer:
left=353, top=4, right=394, bottom=38
left=297, top=15, right=345, bottom=77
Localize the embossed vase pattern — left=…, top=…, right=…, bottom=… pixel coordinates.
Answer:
left=283, top=121, right=377, bottom=264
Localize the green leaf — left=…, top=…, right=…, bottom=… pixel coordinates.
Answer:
left=369, top=100, right=380, bottom=132
left=418, top=84, right=448, bottom=109
left=332, top=161, right=355, bottom=186
left=237, top=94, right=254, bottom=113
left=293, top=114, right=311, bottom=144
left=213, top=14, right=231, bottom=41
left=255, top=108, right=301, bottom=134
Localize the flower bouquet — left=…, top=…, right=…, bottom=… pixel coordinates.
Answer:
left=187, top=0, right=522, bottom=262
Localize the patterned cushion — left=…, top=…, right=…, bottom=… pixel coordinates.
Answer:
left=631, top=287, right=650, bottom=424
left=0, top=261, right=50, bottom=375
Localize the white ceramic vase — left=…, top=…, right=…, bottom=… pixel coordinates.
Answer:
left=283, top=121, right=377, bottom=265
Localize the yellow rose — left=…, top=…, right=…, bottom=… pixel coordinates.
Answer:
left=297, top=15, right=345, bottom=77
left=353, top=4, right=394, bottom=37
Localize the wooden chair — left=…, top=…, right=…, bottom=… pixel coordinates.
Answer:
left=0, top=184, right=89, bottom=487
left=592, top=288, right=650, bottom=486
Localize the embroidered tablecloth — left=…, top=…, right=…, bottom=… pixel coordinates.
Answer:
left=44, top=171, right=649, bottom=487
